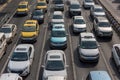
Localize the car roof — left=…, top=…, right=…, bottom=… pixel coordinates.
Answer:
left=53, top=11, right=62, bottom=15
left=14, top=44, right=33, bottom=52
left=0, top=73, right=20, bottom=80
left=19, top=1, right=28, bottom=5
left=2, top=24, right=14, bottom=28
left=96, top=17, right=108, bottom=22
left=0, top=33, right=5, bottom=39
left=90, top=71, right=111, bottom=80
left=47, top=76, right=65, bottom=80
left=74, top=16, right=84, bottom=19
left=80, top=32, right=96, bottom=41
left=46, top=50, right=64, bottom=61
left=24, top=20, right=37, bottom=26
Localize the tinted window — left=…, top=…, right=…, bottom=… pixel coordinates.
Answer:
left=74, top=19, right=85, bottom=24
left=53, top=15, right=63, bottom=19
left=18, top=5, right=27, bottom=8
left=46, top=60, right=64, bottom=70
left=37, top=2, right=46, bottom=6
left=33, top=10, right=43, bottom=16
left=51, top=31, right=66, bottom=37
left=22, top=26, right=36, bottom=32
left=70, top=4, right=80, bottom=9
left=98, top=22, right=110, bottom=27
left=0, top=28, right=11, bottom=33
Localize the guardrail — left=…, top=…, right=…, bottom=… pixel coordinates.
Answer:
left=94, top=0, right=120, bottom=37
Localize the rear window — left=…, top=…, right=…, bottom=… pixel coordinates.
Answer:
left=115, top=46, right=120, bottom=57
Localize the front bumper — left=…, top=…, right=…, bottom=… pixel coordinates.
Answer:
left=73, top=27, right=86, bottom=33
left=50, top=42, right=67, bottom=49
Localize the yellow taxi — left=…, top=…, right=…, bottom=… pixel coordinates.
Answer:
left=16, top=1, right=29, bottom=15
left=36, top=1, right=47, bottom=12
left=21, top=20, right=39, bottom=42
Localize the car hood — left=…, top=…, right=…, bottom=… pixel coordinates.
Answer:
left=98, top=27, right=112, bottom=32
left=8, top=60, right=30, bottom=71
left=73, top=24, right=86, bottom=28
left=4, top=33, right=12, bottom=38
left=94, top=12, right=105, bottom=16
left=51, top=37, right=66, bottom=42
left=21, top=32, right=37, bottom=37
left=80, top=48, right=99, bottom=56
left=52, top=19, right=64, bottom=23
left=44, top=69, right=67, bottom=77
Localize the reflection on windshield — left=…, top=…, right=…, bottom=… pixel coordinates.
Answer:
left=98, top=22, right=110, bottom=27
left=52, top=31, right=66, bottom=37
left=0, top=28, right=11, bottom=33
left=11, top=52, right=28, bottom=61
left=22, top=26, right=36, bottom=32
left=46, top=60, right=64, bottom=71
left=81, top=41, right=97, bottom=49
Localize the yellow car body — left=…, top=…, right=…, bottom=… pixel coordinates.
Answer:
left=36, top=1, right=47, bottom=11
left=17, top=1, right=29, bottom=15
left=21, top=20, right=39, bottom=42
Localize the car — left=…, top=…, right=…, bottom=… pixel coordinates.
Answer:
left=50, top=25, right=67, bottom=49
left=83, top=0, right=95, bottom=9
left=53, top=0, right=64, bottom=11
left=112, top=44, right=120, bottom=72
left=50, top=11, right=64, bottom=27
left=31, top=10, right=44, bottom=23
left=78, top=32, right=100, bottom=62
left=0, top=24, right=17, bottom=43
left=46, top=76, right=66, bottom=80
left=72, top=16, right=86, bottom=33
left=7, top=44, right=34, bottom=76
left=21, top=20, right=39, bottom=42
left=0, top=33, right=7, bottom=59
left=90, top=5, right=106, bottom=19
left=36, top=1, right=47, bottom=13
left=93, top=17, right=113, bottom=38
left=86, top=71, right=111, bottom=80
left=42, top=50, right=68, bottom=80
left=0, top=73, right=22, bottom=80
left=16, top=1, right=29, bottom=15
left=69, top=0, right=81, bottom=17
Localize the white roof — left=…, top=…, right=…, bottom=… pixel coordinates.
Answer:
left=0, top=73, right=20, bottom=80
left=74, top=16, right=84, bottom=19
left=48, top=76, right=65, bottom=80
left=53, top=11, right=62, bottom=15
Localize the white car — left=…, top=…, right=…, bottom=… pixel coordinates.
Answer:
left=7, top=44, right=34, bottom=76
left=72, top=16, right=86, bottom=33
left=90, top=5, right=106, bottom=19
left=0, top=73, right=22, bottom=80
left=78, top=32, right=100, bottom=62
left=83, top=0, right=95, bottom=9
left=0, top=24, right=17, bottom=43
left=112, top=44, right=120, bottom=72
left=47, top=76, right=66, bottom=80
left=51, top=11, right=64, bottom=26
left=42, top=50, right=68, bottom=80
left=93, top=17, right=113, bottom=37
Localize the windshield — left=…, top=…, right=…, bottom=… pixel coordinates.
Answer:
left=52, top=31, right=66, bottom=37
left=85, top=0, right=93, bottom=2
left=70, top=4, right=80, bottom=9
left=33, top=10, right=43, bottom=16
left=98, top=22, right=110, bottom=27
left=74, top=19, right=85, bottom=24
left=81, top=41, right=98, bottom=49
left=0, top=28, right=11, bottom=33
left=22, top=26, right=36, bottom=32
left=37, top=2, right=46, bottom=6
left=53, top=15, right=63, bottom=19
left=11, top=52, right=28, bottom=61
left=46, top=60, right=64, bottom=71
left=54, top=1, right=63, bottom=4
left=94, top=8, right=104, bottom=12
left=18, top=5, right=27, bottom=8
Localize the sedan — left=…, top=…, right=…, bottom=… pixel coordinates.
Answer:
left=7, top=44, right=34, bottom=76
left=0, top=24, right=17, bottom=43
left=42, top=50, right=68, bottom=80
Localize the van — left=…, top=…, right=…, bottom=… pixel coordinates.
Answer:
left=0, top=33, right=7, bottom=59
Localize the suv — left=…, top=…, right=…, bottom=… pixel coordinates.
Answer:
left=72, top=16, right=86, bottom=33
left=42, top=50, right=67, bottom=80
left=21, top=20, right=39, bottom=42
left=50, top=25, right=67, bottom=49
left=16, top=1, right=29, bottom=15
left=112, top=44, right=120, bottom=72
left=0, top=73, right=22, bottom=80
left=69, top=0, right=81, bottom=17
left=0, top=33, right=7, bottom=59
left=53, top=0, right=64, bottom=11
left=7, top=44, right=34, bottom=76
left=78, top=32, right=100, bottom=62
left=93, top=17, right=113, bottom=37
left=90, top=5, right=106, bottom=19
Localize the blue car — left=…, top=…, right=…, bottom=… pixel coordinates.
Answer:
left=50, top=25, right=67, bottom=49
left=87, top=71, right=111, bottom=80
